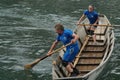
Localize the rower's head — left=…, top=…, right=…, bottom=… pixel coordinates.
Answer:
left=54, top=24, right=64, bottom=34
left=88, top=4, right=94, bottom=12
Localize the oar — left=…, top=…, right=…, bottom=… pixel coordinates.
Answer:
left=78, top=24, right=120, bottom=27
left=68, top=36, right=89, bottom=77
left=73, top=36, right=89, bottom=67
left=24, top=43, right=71, bottom=70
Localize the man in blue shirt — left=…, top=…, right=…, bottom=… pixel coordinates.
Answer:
left=77, top=5, right=99, bottom=44
left=47, top=24, right=80, bottom=76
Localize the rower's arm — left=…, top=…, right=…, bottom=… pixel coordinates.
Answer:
left=47, top=40, right=59, bottom=56
left=71, top=33, right=79, bottom=43
left=77, top=14, right=86, bottom=24
left=94, top=17, right=99, bottom=25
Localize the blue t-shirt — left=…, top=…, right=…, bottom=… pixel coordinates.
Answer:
left=84, top=10, right=98, bottom=24
left=56, top=29, right=79, bottom=49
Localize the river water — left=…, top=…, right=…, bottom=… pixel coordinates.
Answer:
left=0, top=0, right=120, bottom=80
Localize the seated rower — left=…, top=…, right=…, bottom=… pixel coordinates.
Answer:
left=77, top=4, right=99, bottom=44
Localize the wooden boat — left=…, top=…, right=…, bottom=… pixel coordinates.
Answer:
left=52, top=14, right=115, bottom=80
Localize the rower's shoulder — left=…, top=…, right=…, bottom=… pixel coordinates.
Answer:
left=64, top=29, right=73, bottom=35
left=64, top=29, right=72, bottom=33
left=84, top=10, right=89, bottom=13
left=93, top=11, right=98, bottom=14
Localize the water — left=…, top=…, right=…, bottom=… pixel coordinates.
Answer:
left=0, top=0, right=119, bottom=80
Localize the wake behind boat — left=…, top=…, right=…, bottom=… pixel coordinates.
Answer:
left=52, top=14, right=115, bottom=80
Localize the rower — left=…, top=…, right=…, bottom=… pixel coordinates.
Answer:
left=77, top=4, right=99, bottom=44
left=47, top=24, right=80, bottom=76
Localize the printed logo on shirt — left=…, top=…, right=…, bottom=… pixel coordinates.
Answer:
left=70, top=47, right=74, bottom=54
left=90, top=14, right=94, bottom=18
left=63, top=36, right=67, bottom=42
left=60, top=35, right=67, bottom=43
left=91, top=15, right=94, bottom=18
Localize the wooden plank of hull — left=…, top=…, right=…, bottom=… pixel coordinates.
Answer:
left=76, top=65, right=98, bottom=71
left=78, top=58, right=102, bottom=65
left=87, top=41, right=106, bottom=47
left=80, top=52, right=104, bottom=58
left=83, top=46, right=106, bottom=52
left=52, top=14, right=114, bottom=80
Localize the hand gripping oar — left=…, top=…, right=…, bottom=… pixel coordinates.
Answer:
left=78, top=24, right=120, bottom=27
left=24, top=43, right=71, bottom=70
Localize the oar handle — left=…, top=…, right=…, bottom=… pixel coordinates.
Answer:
left=51, top=42, right=71, bottom=54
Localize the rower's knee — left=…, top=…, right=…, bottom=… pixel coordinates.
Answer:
left=66, top=63, right=73, bottom=73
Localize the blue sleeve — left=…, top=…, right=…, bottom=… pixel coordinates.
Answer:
left=95, top=12, right=98, bottom=18
left=83, top=10, right=88, bottom=15
left=56, top=36, right=60, bottom=41
left=66, top=30, right=73, bottom=38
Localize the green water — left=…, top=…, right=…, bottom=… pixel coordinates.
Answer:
left=0, top=0, right=120, bottom=80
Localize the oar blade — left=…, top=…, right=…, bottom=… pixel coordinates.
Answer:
left=24, top=64, right=33, bottom=70
left=24, top=59, right=41, bottom=70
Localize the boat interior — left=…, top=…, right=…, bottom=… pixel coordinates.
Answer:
left=52, top=14, right=114, bottom=79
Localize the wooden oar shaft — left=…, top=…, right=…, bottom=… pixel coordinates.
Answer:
left=78, top=24, right=120, bottom=27
left=73, top=36, right=89, bottom=67
left=24, top=43, right=71, bottom=69
left=30, top=55, right=49, bottom=67
left=52, top=42, right=71, bottom=53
